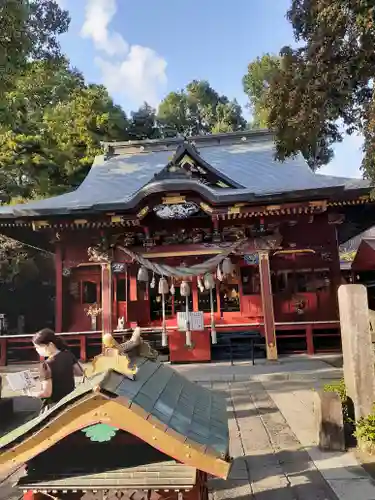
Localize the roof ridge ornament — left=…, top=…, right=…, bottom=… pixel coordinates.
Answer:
left=85, top=328, right=158, bottom=378
left=103, top=143, right=115, bottom=160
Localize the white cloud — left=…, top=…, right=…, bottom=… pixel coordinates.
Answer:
left=81, top=0, right=128, bottom=56
left=81, top=0, right=167, bottom=108
left=96, top=46, right=167, bottom=108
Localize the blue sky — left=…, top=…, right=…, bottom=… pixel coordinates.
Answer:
left=56, top=0, right=363, bottom=179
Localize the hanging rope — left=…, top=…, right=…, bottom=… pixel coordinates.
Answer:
left=117, top=240, right=245, bottom=278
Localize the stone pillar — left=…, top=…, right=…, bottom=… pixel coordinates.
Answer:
left=259, top=251, right=277, bottom=360
left=314, top=390, right=345, bottom=451
left=101, top=263, right=113, bottom=337
left=338, top=284, right=375, bottom=419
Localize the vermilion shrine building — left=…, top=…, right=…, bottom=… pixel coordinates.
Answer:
left=0, top=130, right=373, bottom=364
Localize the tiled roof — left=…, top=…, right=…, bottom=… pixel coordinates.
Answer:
left=18, top=461, right=197, bottom=491
left=0, top=361, right=229, bottom=461
left=0, top=371, right=106, bottom=450
left=0, top=131, right=370, bottom=217
left=104, top=359, right=229, bottom=458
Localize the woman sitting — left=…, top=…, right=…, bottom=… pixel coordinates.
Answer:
left=31, top=328, right=84, bottom=411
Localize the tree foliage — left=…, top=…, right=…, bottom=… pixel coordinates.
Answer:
left=128, top=103, right=160, bottom=140
left=248, top=1, right=375, bottom=172
left=0, top=0, right=70, bottom=93
left=157, top=80, right=246, bottom=136
left=0, top=59, right=129, bottom=200
left=242, top=54, right=281, bottom=129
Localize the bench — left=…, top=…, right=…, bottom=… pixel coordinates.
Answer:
left=211, top=330, right=266, bottom=365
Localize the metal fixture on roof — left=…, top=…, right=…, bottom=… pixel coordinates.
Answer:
left=103, top=144, right=114, bottom=160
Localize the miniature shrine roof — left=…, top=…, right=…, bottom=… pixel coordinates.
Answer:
left=0, top=360, right=231, bottom=479
left=351, top=238, right=375, bottom=271
left=18, top=461, right=198, bottom=492
left=0, top=130, right=370, bottom=218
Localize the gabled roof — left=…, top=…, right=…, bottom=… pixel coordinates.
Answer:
left=0, top=361, right=231, bottom=479
left=352, top=238, right=375, bottom=271
left=0, top=130, right=370, bottom=218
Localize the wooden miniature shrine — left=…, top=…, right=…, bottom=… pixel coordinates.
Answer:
left=0, top=129, right=374, bottom=363
left=0, top=333, right=231, bottom=500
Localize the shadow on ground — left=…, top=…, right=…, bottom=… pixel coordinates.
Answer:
left=209, top=448, right=372, bottom=499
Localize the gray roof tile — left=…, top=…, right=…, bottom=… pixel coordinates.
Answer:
left=0, top=132, right=369, bottom=218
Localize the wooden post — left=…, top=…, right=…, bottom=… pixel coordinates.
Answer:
left=55, top=242, right=63, bottom=333
left=0, top=338, right=6, bottom=366
left=259, top=251, right=277, bottom=360
left=101, top=263, right=113, bottom=338
left=306, top=325, right=314, bottom=355
left=338, top=284, right=375, bottom=420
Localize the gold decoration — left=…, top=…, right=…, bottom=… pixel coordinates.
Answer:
left=87, top=245, right=110, bottom=263
left=180, top=154, right=195, bottom=167
left=200, top=202, right=213, bottom=213
left=137, top=206, right=149, bottom=219
left=86, top=349, right=138, bottom=378
left=31, top=220, right=49, bottom=230
left=228, top=206, right=241, bottom=214
left=85, top=304, right=102, bottom=317
left=162, top=195, right=186, bottom=204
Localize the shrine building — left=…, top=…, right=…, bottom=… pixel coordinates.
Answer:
left=0, top=130, right=373, bottom=364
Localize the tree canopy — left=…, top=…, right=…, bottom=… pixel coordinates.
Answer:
left=157, top=80, right=246, bottom=137
left=0, top=59, right=129, bottom=201
left=243, top=1, right=375, bottom=173
left=243, top=54, right=280, bottom=130
left=0, top=0, right=70, bottom=94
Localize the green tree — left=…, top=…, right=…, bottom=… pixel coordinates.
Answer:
left=260, top=1, right=375, bottom=172
left=0, top=61, right=129, bottom=200
left=0, top=0, right=70, bottom=93
left=157, top=80, right=246, bottom=136
left=128, top=103, right=160, bottom=140
left=157, top=92, right=190, bottom=136
left=242, top=54, right=281, bottom=128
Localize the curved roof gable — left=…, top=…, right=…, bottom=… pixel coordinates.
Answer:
left=0, top=130, right=370, bottom=218
left=0, top=362, right=231, bottom=479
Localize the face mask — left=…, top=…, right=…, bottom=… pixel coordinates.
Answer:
left=35, top=345, right=49, bottom=357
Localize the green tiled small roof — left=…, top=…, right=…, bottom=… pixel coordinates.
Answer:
left=101, top=359, right=229, bottom=459
left=0, top=372, right=107, bottom=451
left=0, top=361, right=229, bottom=460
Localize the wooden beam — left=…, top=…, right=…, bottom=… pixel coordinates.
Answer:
left=259, top=251, right=277, bottom=360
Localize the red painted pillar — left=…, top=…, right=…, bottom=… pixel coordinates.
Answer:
left=55, top=242, right=63, bottom=333
left=101, top=263, right=113, bottom=336
left=306, top=324, right=314, bottom=355
left=259, top=251, right=278, bottom=360
left=0, top=338, right=6, bottom=366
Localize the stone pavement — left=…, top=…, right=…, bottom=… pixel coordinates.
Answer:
left=2, top=355, right=375, bottom=499
left=207, top=380, right=339, bottom=500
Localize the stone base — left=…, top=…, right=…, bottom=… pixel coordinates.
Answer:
left=0, top=397, right=13, bottom=425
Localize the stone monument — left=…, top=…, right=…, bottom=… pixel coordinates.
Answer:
left=338, top=284, right=375, bottom=420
